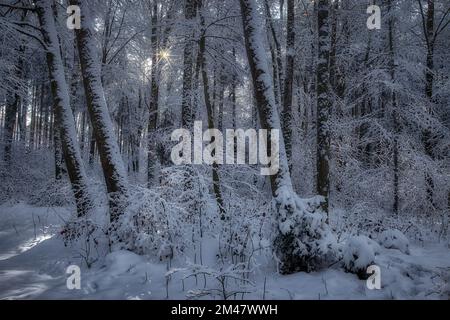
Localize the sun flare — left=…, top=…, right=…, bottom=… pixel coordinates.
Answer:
left=158, top=49, right=172, bottom=63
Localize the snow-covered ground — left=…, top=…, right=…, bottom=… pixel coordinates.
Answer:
left=0, top=204, right=449, bottom=300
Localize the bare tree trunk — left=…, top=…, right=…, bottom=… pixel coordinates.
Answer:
left=147, top=0, right=175, bottom=184
left=181, top=0, right=198, bottom=129
left=89, top=128, right=96, bottom=164
left=131, top=89, right=143, bottom=174
left=80, top=111, right=86, bottom=153
left=19, top=93, right=28, bottom=143
left=36, top=0, right=92, bottom=216
left=43, top=90, right=50, bottom=147
left=29, top=82, right=37, bottom=150
left=54, top=120, right=63, bottom=180
left=282, top=0, right=295, bottom=168
left=37, top=85, right=44, bottom=149
left=4, top=43, right=24, bottom=164
left=422, top=0, right=435, bottom=209
left=231, top=48, right=237, bottom=130
left=240, top=0, right=335, bottom=274
left=264, top=0, right=283, bottom=106
left=316, top=0, right=331, bottom=215
left=3, top=91, right=20, bottom=164
left=70, top=0, right=129, bottom=222
left=198, top=0, right=226, bottom=220
left=148, top=0, right=159, bottom=186
left=37, top=85, right=44, bottom=148
left=329, top=0, right=338, bottom=91
left=240, top=0, right=291, bottom=197
left=387, top=0, right=400, bottom=215
left=217, top=77, right=224, bottom=132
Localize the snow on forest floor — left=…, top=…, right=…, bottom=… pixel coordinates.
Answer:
left=0, top=204, right=449, bottom=300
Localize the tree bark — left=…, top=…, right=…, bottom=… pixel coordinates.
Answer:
left=3, top=91, right=20, bottom=164
left=198, top=0, right=226, bottom=220
left=240, top=0, right=291, bottom=197
left=282, top=0, right=295, bottom=168
left=148, top=0, right=159, bottom=186
left=54, top=120, right=64, bottom=181
left=240, top=0, right=335, bottom=274
left=423, top=0, right=435, bottom=209
left=387, top=0, right=400, bottom=215
left=316, top=0, right=331, bottom=215
left=70, top=0, right=129, bottom=222
left=36, top=0, right=92, bottom=216
left=3, top=44, right=24, bottom=164
left=181, top=0, right=198, bottom=129
left=264, top=0, right=283, bottom=107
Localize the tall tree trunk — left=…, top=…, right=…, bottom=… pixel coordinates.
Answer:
left=19, top=93, right=28, bottom=143
left=131, top=89, right=143, bottom=174
left=240, top=0, right=291, bottom=200
left=4, top=44, right=25, bottom=164
left=240, top=0, right=335, bottom=274
left=36, top=0, right=92, bottom=216
left=146, top=0, right=174, bottom=184
left=70, top=0, right=129, bottom=222
left=264, top=0, right=283, bottom=106
left=148, top=0, right=159, bottom=186
left=231, top=47, right=237, bottom=130
left=329, top=0, right=338, bottom=91
left=217, top=77, right=224, bottom=132
left=80, top=111, right=86, bottom=153
left=198, top=0, right=226, bottom=220
left=386, top=0, right=400, bottom=215
left=282, top=0, right=295, bottom=168
left=30, top=82, right=37, bottom=149
left=43, top=90, right=50, bottom=147
left=423, top=0, right=435, bottom=209
left=3, top=91, right=20, bottom=164
left=316, top=0, right=331, bottom=215
left=89, top=128, right=96, bottom=164
left=181, top=0, right=198, bottom=129
left=37, top=85, right=44, bottom=148
left=54, top=120, right=64, bottom=181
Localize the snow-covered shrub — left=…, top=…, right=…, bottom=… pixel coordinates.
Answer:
left=379, top=229, right=410, bottom=254
left=61, top=218, right=97, bottom=243
left=0, top=146, right=54, bottom=205
left=30, top=174, right=106, bottom=210
left=273, top=187, right=338, bottom=274
left=29, top=179, right=74, bottom=207
left=343, top=235, right=375, bottom=279
left=160, top=166, right=213, bottom=227
left=115, top=166, right=215, bottom=261
left=117, top=186, right=191, bottom=260
left=167, top=263, right=254, bottom=300
left=218, top=185, right=272, bottom=266
left=330, top=205, right=436, bottom=243
left=60, top=217, right=106, bottom=268
left=160, top=165, right=218, bottom=254
left=334, top=204, right=385, bottom=238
